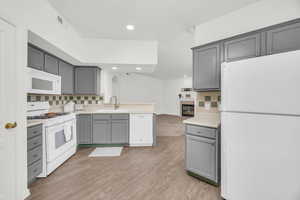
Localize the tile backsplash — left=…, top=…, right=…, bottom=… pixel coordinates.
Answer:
left=27, top=94, right=103, bottom=106
left=196, top=91, right=221, bottom=113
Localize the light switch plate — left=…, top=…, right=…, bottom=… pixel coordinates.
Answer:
left=205, top=102, right=211, bottom=110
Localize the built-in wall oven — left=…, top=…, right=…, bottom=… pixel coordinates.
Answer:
left=27, top=67, right=61, bottom=94
left=181, top=101, right=195, bottom=117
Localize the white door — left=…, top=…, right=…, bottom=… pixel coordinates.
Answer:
left=221, top=50, right=300, bottom=115
left=0, top=18, right=18, bottom=200
left=221, top=112, right=300, bottom=200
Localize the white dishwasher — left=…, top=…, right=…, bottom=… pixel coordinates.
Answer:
left=130, top=114, right=153, bottom=146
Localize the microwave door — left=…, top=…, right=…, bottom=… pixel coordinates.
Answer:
left=27, top=67, right=61, bottom=94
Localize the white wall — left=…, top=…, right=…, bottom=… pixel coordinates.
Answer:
left=194, top=0, right=300, bottom=46
left=112, top=73, right=164, bottom=113
left=101, top=69, right=113, bottom=104
left=83, top=38, right=158, bottom=65
left=112, top=74, right=193, bottom=115
left=162, top=77, right=193, bottom=115
left=3, top=0, right=158, bottom=67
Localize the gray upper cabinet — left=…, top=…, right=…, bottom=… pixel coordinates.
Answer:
left=44, top=54, right=59, bottom=75
left=28, top=45, right=44, bottom=70
left=75, top=67, right=101, bottom=95
left=266, top=21, right=300, bottom=55
left=193, top=43, right=221, bottom=91
left=224, top=33, right=261, bottom=62
left=77, top=114, right=92, bottom=144
left=59, top=61, right=74, bottom=94
left=111, top=120, right=129, bottom=144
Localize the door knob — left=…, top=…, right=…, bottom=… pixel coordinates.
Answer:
left=5, top=122, right=17, bottom=129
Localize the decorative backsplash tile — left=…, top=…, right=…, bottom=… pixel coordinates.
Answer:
left=27, top=94, right=103, bottom=106
left=196, top=92, right=221, bottom=108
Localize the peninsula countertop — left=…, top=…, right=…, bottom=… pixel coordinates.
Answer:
left=27, top=103, right=156, bottom=127
left=183, top=112, right=220, bottom=128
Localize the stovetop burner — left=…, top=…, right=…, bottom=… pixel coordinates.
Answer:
left=27, top=112, right=70, bottom=120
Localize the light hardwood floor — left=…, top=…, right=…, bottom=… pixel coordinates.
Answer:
left=157, top=114, right=187, bottom=137
left=27, top=116, right=221, bottom=200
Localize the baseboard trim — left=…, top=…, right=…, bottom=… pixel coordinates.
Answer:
left=130, top=143, right=153, bottom=147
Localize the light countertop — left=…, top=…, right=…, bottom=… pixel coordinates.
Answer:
left=75, top=104, right=156, bottom=114
left=27, top=104, right=156, bottom=127
left=27, top=119, right=43, bottom=128
left=183, top=112, right=220, bottom=128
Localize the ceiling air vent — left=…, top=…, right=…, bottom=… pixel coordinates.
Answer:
left=57, top=16, right=63, bottom=24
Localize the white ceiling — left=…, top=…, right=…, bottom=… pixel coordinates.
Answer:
left=48, top=0, right=261, bottom=79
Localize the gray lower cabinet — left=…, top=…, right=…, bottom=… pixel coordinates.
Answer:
left=27, top=124, right=43, bottom=185
left=28, top=45, right=44, bottom=70
left=266, top=21, right=300, bottom=55
left=193, top=43, right=221, bottom=91
left=75, top=67, right=101, bottom=95
left=111, top=120, right=129, bottom=144
left=224, top=33, right=261, bottom=62
left=77, top=114, right=129, bottom=145
left=59, top=61, right=74, bottom=94
left=77, top=114, right=92, bottom=144
left=44, top=54, right=59, bottom=75
left=93, top=118, right=111, bottom=144
left=185, top=124, right=220, bottom=185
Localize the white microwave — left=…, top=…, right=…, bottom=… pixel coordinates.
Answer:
left=27, top=67, right=61, bottom=94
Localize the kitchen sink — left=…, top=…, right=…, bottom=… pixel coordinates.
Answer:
left=95, top=109, right=129, bottom=113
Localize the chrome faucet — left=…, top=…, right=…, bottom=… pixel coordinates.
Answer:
left=110, top=96, right=119, bottom=110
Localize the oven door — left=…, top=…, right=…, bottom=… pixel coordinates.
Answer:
left=27, top=67, right=61, bottom=94
left=45, top=120, right=76, bottom=163
left=182, top=104, right=195, bottom=117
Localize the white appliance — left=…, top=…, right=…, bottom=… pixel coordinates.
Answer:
left=27, top=102, right=76, bottom=177
left=27, top=67, right=61, bottom=94
left=130, top=114, right=153, bottom=146
left=221, top=50, right=300, bottom=200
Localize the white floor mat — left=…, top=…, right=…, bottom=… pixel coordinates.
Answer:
left=89, top=147, right=123, bottom=157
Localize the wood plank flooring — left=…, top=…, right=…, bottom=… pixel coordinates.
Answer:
left=157, top=114, right=187, bottom=137
left=27, top=116, right=221, bottom=200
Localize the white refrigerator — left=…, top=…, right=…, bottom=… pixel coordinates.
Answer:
left=221, top=50, right=300, bottom=200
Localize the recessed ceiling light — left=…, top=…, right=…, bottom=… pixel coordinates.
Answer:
left=136, top=67, right=142, bottom=71
left=126, top=25, right=135, bottom=30
left=112, top=67, right=118, bottom=70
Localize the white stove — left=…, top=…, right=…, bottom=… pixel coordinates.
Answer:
left=27, top=102, right=77, bottom=177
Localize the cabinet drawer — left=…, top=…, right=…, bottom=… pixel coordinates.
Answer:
left=28, top=124, right=42, bottom=139
left=186, top=125, right=216, bottom=138
left=93, top=114, right=111, bottom=120
left=28, top=159, right=42, bottom=183
left=28, top=146, right=42, bottom=165
left=27, top=135, right=42, bottom=151
left=111, top=114, right=129, bottom=120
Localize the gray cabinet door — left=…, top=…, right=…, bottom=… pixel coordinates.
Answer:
left=193, top=43, right=221, bottom=91
left=77, top=114, right=92, bottom=144
left=93, top=118, right=111, bottom=144
left=75, top=67, right=99, bottom=95
left=111, top=120, right=129, bottom=144
left=59, top=61, right=74, bottom=94
left=267, top=21, right=300, bottom=55
left=44, top=54, right=59, bottom=75
left=28, top=46, right=44, bottom=70
left=224, top=33, right=261, bottom=62
left=186, top=135, right=216, bottom=182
